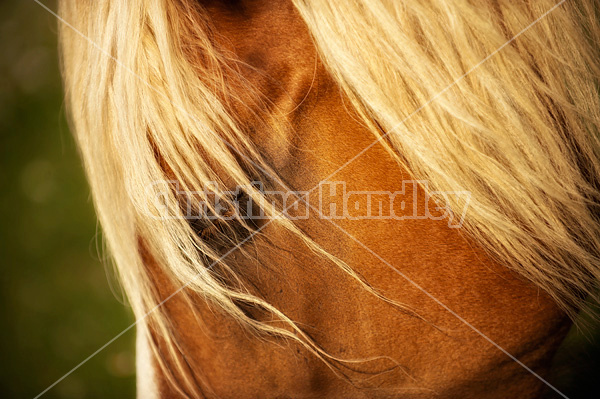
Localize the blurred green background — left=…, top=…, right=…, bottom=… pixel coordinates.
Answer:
left=0, top=1, right=135, bottom=398
left=0, top=1, right=599, bottom=398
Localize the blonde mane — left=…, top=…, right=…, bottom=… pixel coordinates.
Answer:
left=59, top=0, right=600, bottom=395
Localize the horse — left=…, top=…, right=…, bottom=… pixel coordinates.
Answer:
left=58, top=0, right=600, bottom=397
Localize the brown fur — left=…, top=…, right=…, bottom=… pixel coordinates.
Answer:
left=141, top=1, right=570, bottom=397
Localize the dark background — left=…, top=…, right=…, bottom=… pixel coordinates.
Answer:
left=0, top=1, right=135, bottom=398
left=0, top=1, right=598, bottom=398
